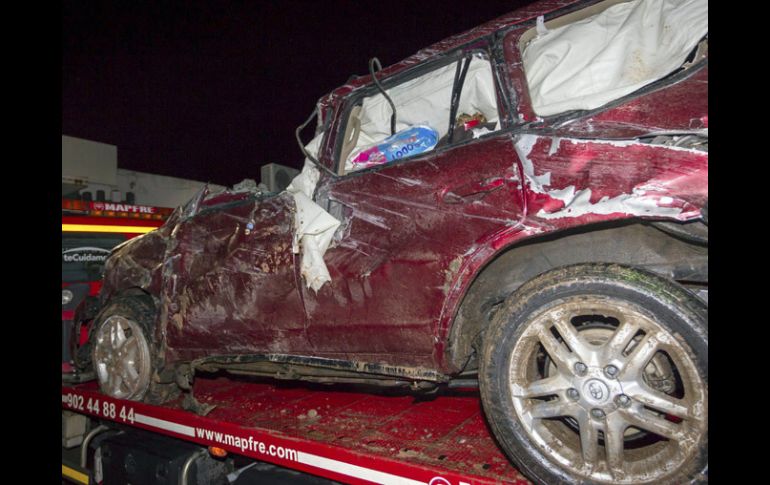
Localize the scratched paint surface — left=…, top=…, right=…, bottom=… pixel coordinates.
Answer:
left=515, top=135, right=707, bottom=225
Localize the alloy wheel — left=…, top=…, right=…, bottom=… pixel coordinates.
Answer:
left=507, top=296, right=706, bottom=482
left=93, top=315, right=152, bottom=400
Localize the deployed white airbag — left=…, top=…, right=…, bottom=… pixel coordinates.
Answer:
left=346, top=55, right=499, bottom=172
left=523, top=0, right=708, bottom=116
left=285, top=134, right=341, bottom=292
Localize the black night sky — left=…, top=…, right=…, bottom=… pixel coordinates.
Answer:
left=62, top=1, right=530, bottom=187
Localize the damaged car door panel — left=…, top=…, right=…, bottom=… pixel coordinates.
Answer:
left=86, top=1, right=708, bottom=483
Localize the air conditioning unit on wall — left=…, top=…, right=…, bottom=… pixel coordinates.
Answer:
left=260, top=163, right=300, bottom=193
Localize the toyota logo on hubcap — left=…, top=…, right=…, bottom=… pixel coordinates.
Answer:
left=583, top=379, right=610, bottom=403
left=589, top=382, right=604, bottom=400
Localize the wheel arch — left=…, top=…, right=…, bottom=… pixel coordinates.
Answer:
left=95, top=287, right=163, bottom=353
left=444, top=219, right=707, bottom=373
left=115, top=286, right=157, bottom=302
left=99, top=286, right=159, bottom=319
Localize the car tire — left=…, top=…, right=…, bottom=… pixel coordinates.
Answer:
left=91, top=295, right=179, bottom=404
left=479, top=263, right=707, bottom=484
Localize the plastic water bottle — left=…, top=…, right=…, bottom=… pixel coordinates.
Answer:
left=350, top=125, right=439, bottom=169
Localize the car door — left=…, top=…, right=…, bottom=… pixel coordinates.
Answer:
left=300, top=53, right=526, bottom=365
left=161, top=190, right=309, bottom=361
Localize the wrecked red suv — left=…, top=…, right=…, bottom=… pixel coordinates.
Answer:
left=84, top=0, right=708, bottom=483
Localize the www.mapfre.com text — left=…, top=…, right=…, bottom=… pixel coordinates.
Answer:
left=196, top=427, right=298, bottom=461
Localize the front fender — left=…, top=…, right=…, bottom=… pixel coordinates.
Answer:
left=101, top=230, right=170, bottom=303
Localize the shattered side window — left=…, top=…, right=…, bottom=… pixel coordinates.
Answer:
left=339, top=53, right=501, bottom=174
left=521, top=0, right=708, bottom=117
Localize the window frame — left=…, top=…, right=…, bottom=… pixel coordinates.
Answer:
left=331, top=45, right=508, bottom=177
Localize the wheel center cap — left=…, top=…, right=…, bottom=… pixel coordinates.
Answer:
left=583, top=379, right=610, bottom=404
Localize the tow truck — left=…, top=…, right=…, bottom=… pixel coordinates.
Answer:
left=60, top=203, right=530, bottom=484
left=62, top=376, right=531, bottom=484
left=62, top=198, right=174, bottom=380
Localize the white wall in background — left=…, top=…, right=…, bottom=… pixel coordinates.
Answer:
left=114, top=169, right=226, bottom=209
left=62, top=135, right=117, bottom=186
left=63, top=135, right=226, bottom=208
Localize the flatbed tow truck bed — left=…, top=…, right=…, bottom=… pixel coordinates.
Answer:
left=62, top=376, right=531, bottom=484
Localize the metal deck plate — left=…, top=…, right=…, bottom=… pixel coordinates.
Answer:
left=63, top=377, right=530, bottom=485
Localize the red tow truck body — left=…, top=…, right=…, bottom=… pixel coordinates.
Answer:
left=63, top=376, right=531, bottom=484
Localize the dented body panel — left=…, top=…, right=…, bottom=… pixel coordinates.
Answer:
left=515, top=135, right=707, bottom=224
left=305, top=136, right=525, bottom=368
left=98, top=0, right=707, bottom=380
left=161, top=193, right=308, bottom=362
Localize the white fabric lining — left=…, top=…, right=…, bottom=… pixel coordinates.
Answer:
left=345, top=55, right=500, bottom=172
left=285, top=134, right=341, bottom=292
left=522, top=0, right=708, bottom=116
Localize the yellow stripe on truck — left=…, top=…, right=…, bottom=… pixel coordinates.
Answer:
left=62, top=464, right=89, bottom=484
left=62, top=224, right=156, bottom=234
